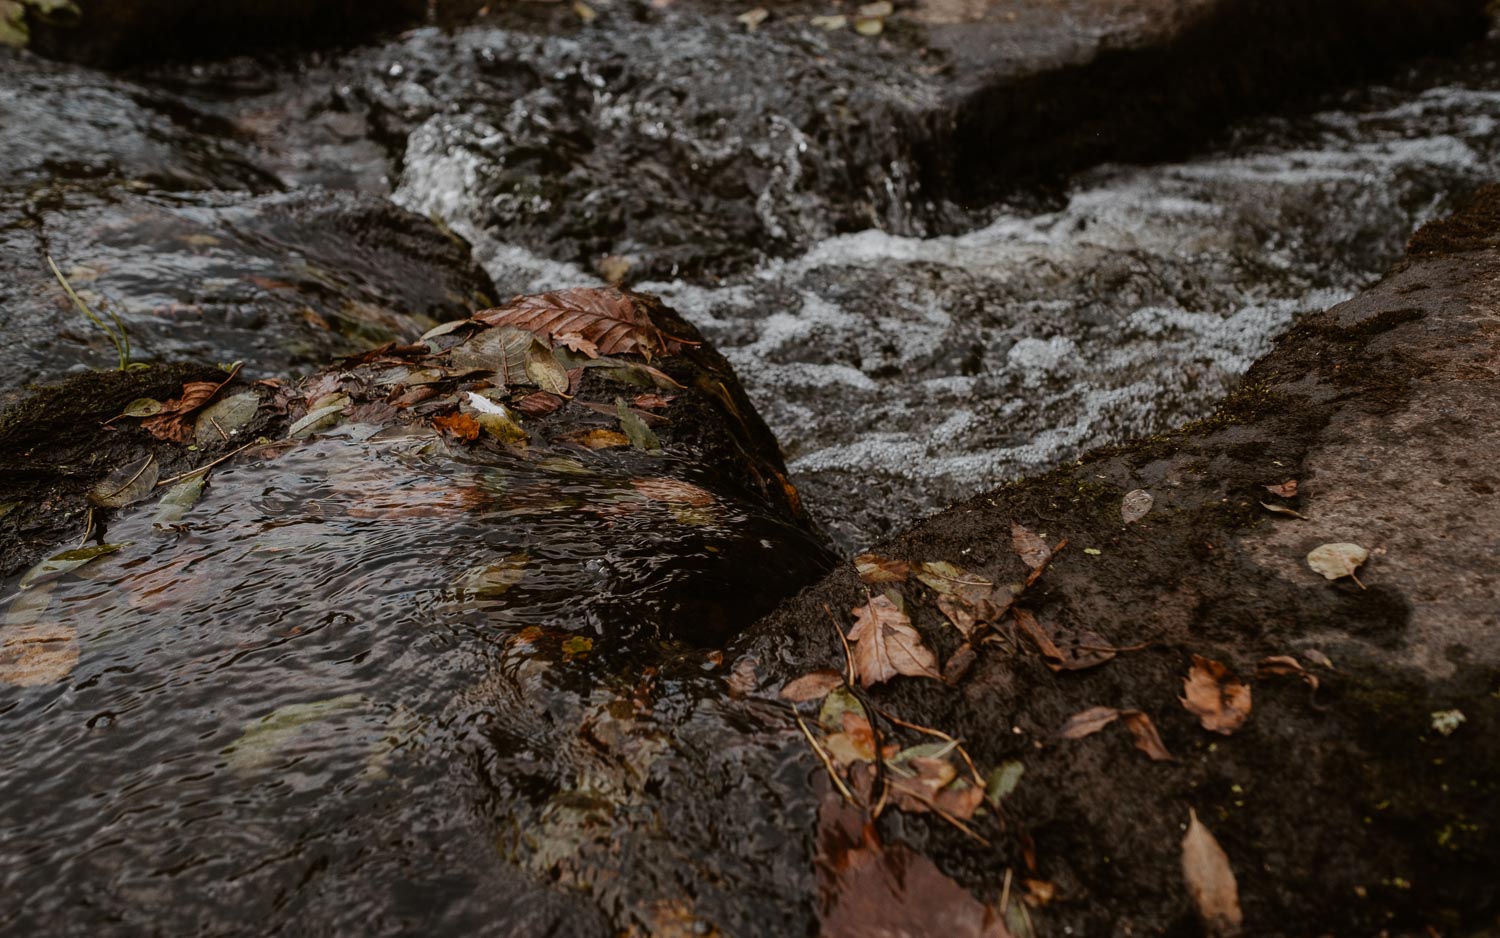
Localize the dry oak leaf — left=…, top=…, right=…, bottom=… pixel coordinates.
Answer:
left=846, top=594, right=940, bottom=688
left=1181, top=655, right=1252, bottom=735
left=475, top=287, right=696, bottom=359
left=1010, top=523, right=1052, bottom=572
left=1182, top=808, right=1244, bottom=936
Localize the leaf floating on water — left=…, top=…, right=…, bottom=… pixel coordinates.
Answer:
left=1011, top=523, right=1052, bottom=572
left=1307, top=542, right=1369, bottom=587
left=847, top=594, right=940, bottom=688
left=454, top=553, right=529, bottom=598
left=1121, top=489, right=1154, bottom=524
left=616, top=397, right=662, bottom=454
left=914, top=560, right=992, bottom=600
left=1182, top=809, right=1244, bottom=936
left=194, top=392, right=259, bottom=445
left=18, top=543, right=127, bottom=589
left=1259, top=501, right=1307, bottom=520
left=88, top=454, right=158, bottom=508
left=1181, top=655, right=1252, bottom=735
left=153, top=474, right=206, bottom=527
left=225, top=693, right=366, bottom=773
left=476, top=288, right=692, bottom=359
left=561, top=635, right=593, bottom=659
left=854, top=553, right=909, bottom=584
left=781, top=669, right=844, bottom=702
left=433, top=412, right=481, bottom=441
left=1264, top=479, right=1298, bottom=498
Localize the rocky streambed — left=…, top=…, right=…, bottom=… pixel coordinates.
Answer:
left=3, top=0, right=1500, bottom=934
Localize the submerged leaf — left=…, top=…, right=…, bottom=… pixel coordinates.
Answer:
left=1121, top=489, right=1154, bottom=524
left=847, top=595, right=939, bottom=687
left=454, top=553, right=529, bottom=598
left=88, top=454, right=159, bottom=508
left=18, top=543, right=126, bottom=589
left=153, top=475, right=207, bottom=526
left=0, top=621, right=78, bottom=687
left=1182, top=809, right=1243, bottom=936
left=225, top=693, right=366, bottom=772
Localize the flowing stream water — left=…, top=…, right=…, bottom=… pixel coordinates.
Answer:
left=394, top=33, right=1500, bottom=549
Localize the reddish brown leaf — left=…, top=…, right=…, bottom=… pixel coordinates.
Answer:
left=1010, top=523, right=1052, bottom=572
left=632, top=393, right=676, bottom=410
left=141, top=365, right=242, bottom=442
left=554, top=330, right=599, bottom=358
left=1012, top=608, right=1064, bottom=665
left=781, top=669, right=844, bottom=702
left=513, top=391, right=565, bottom=416
left=854, top=554, right=909, bottom=585
left=1256, top=655, right=1319, bottom=691
left=824, top=711, right=877, bottom=767
left=816, top=796, right=1013, bottom=938
left=847, top=595, right=940, bottom=688
left=1057, top=706, right=1121, bottom=740
left=475, top=287, right=695, bottom=359
left=432, top=413, right=481, bottom=441
left=1182, top=808, right=1243, bottom=936
left=1181, top=655, right=1252, bottom=735
left=1048, top=627, right=1117, bottom=672
left=942, top=642, right=977, bottom=684
left=631, top=478, right=715, bottom=506
left=936, top=594, right=979, bottom=638
left=1264, top=479, right=1298, bottom=498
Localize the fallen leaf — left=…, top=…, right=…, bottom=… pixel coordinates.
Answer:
left=1255, top=655, right=1318, bottom=691
left=631, top=478, right=714, bottom=506
left=153, top=475, right=206, bottom=526
left=847, top=594, right=940, bottom=687
left=819, top=685, right=867, bottom=731
left=942, top=642, right=977, bottom=682
left=1264, top=480, right=1298, bottom=498
left=810, top=13, right=846, bottom=29
left=564, top=428, right=631, bottom=450
left=1181, top=655, right=1252, bottom=735
left=1057, top=706, right=1122, bottom=740
left=288, top=401, right=347, bottom=439
left=985, top=760, right=1025, bottom=807
left=633, top=393, right=676, bottom=410
left=225, top=693, right=366, bottom=773
left=824, top=711, right=877, bottom=767
left=0, top=620, right=78, bottom=688
left=1011, top=608, right=1064, bottom=666
left=1120, top=711, right=1174, bottom=762
left=453, top=553, right=529, bottom=598
left=526, top=342, right=571, bottom=395
left=816, top=796, right=1013, bottom=938
left=1260, top=502, right=1307, bottom=520
left=194, top=392, right=259, bottom=445
left=142, top=366, right=241, bottom=442
left=1010, top=524, right=1052, bottom=572
left=782, top=669, right=844, bottom=702
left=737, top=6, right=768, bottom=29
left=562, top=635, right=593, bottom=658
left=513, top=391, right=566, bottom=416
left=616, top=397, right=662, bottom=453
left=1058, top=707, right=1173, bottom=761
left=450, top=326, right=536, bottom=385
left=936, top=595, right=980, bottom=638
left=476, top=287, right=692, bottom=359
left=88, top=454, right=158, bottom=508
left=854, top=554, right=909, bottom=584
left=1302, top=648, right=1334, bottom=669
left=1181, top=809, right=1243, bottom=936
left=554, top=331, right=599, bottom=358
left=914, top=561, right=992, bottom=601
left=433, top=412, right=481, bottom=441
left=1121, top=489, right=1154, bottom=524
left=117, top=397, right=162, bottom=419
left=1307, top=542, right=1369, bottom=587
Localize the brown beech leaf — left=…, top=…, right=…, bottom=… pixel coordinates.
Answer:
left=936, top=594, right=979, bottom=638
left=847, top=594, right=939, bottom=688
left=1181, top=655, right=1252, bottom=735
left=1182, top=808, right=1243, bottom=936
left=816, top=796, right=1014, bottom=938
left=1010, top=523, right=1052, bottom=572
left=432, top=412, right=481, bottom=441
left=1264, top=479, right=1298, bottom=498
left=632, top=393, right=676, bottom=410
left=854, top=553, right=909, bottom=584
left=513, top=391, right=566, bottom=416
left=475, top=287, right=695, bottom=359
left=781, top=669, right=844, bottom=702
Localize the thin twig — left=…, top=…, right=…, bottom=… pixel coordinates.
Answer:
left=1023, top=537, right=1069, bottom=590
left=824, top=602, right=855, bottom=687
left=77, top=506, right=94, bottom=548
left=1073, top=640, right=1153, bottom=654
left=793, top=710, right=856, bottom=806
left=154, top=439, right=259, bottom=488
left=1000, top=868, right=1014, bottom=915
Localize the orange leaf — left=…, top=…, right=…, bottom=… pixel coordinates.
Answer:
left=853, top=554, right=909, bottom=584
left=475, top=287, right=695, bottom=359
left=433, top=412, right=481, bottom=441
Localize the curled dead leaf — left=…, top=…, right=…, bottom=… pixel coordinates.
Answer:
left=1181, top=655, right=1252, bottom=735
left=1256, top=655, right=1318, bottom=691
left=1058, top=707, right=1173, bottom=762
left=847, top=594, right=940, bottom=688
